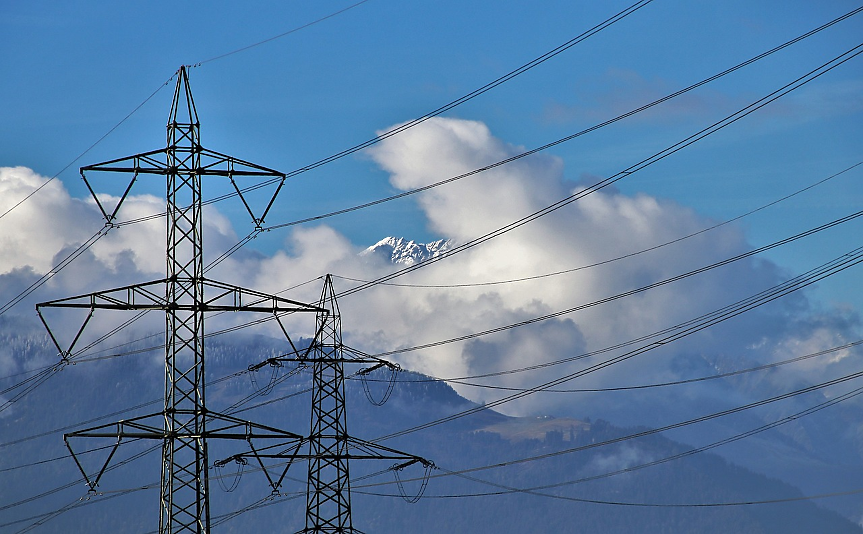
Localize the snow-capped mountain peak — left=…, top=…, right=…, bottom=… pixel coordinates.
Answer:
left=360, top=236, right=453, bottom=266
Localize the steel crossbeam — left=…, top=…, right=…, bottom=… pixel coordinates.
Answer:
left=37, top=66, right=320, bottom=533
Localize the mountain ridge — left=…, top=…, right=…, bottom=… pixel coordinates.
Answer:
left=361, top=236, right=453, bottom=266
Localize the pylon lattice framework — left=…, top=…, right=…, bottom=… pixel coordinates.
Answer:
left=223, top=275, right=434, bottom=534
left=36, top=66, right=321, bottom=534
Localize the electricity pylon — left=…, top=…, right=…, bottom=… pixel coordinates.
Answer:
left=36, top=65, right=321, bottom=534
left=220, top=275, right=434, bottom=533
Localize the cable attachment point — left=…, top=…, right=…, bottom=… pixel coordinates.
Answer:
left=248, top=357, right=283, bottom=396
left=358, top=362, right=400, bottom=406
left=391, top=459, right=435, bottom=504
left=57, top=351, right=73, bottom=368
left=213, top=456, right=246, bottom=493
left=80, top=489, right=102, bottom=501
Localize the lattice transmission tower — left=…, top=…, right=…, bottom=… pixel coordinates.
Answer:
left=37, top=66, right=321, bottom=534
left=221, top=274, right=434, bottom=533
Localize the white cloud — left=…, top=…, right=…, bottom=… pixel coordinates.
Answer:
left=0, top=167, right=97, bottom=275
left=356, top=117, right=861, bottom=418
left=1, top=117, right=860, bottom=422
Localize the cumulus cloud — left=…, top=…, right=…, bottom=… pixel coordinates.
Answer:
left=1, top=117, right=860, bottom=424
left=354, top=117, right=860, bottom=420
left=0, top=166, right=263, bottom=371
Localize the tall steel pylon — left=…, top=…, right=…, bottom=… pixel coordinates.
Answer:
left=221, top=274, right=434, bottom=533
left=37, top=66, right=321, bottom=534
left=305, top=275, right=355, bottom=532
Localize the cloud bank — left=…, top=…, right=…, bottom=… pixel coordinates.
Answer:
left=1, top=117, right=860, bottom=424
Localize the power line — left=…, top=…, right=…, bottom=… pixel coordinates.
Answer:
left=362, top=216, right=863, bottom=362
left=355, top=339, right=863, bottom=392
left=371, top=245, right=863, bottom=441
left=227, top=6, right=863, bottom=240
left=194, top=0, right=658, bottom=202
left=361, top=483, right=863, bottom=508
left=109, top=0, right=661, bottom=232
left=3, top=8, right=857, bottom=327
left=429, top=383, right=863, bottom=503
left=0, top=228, right=108, bottom=317
left=363, top=371, right=863, bottom=488
left=5, top=9, right=856, bottom=534
left=16, top=196, right=850, bottom=423
left=330, top=161, right=862, bottom=290
left=190, top=0, right=374, bottom=67
left=336, top=41, right=863, bottom=298
left=418, top=476, right=863, bottom=508
left=0, top=77, right=174, bottom=223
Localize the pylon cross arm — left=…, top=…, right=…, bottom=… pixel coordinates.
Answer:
left=64, top=411, right=306, bottom=491
left=81, top=149, right=170, bottom=224
left=196, top=147, right=287, bottom=227
left=200, top=279, right=325, bottom=313
left=37, top=279, right=171, bottom=311
left=345, top=437, right=433, bottom=468
left=36, top=279, right=325, bottom=313
left=81, top=148, right=168, bottom=174
left=219, top=436, right=432, bottom=464
left=80, top=145, right=288, bottom=227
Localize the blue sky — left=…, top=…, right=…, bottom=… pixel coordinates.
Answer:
left=3, top=4, right=863, bottom=522
left=1, top=1, right=862, bottom=323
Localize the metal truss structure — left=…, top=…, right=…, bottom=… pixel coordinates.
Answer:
left=220, top=275, right=434, bottom=534
left=37, top=66, right=322, bottom=534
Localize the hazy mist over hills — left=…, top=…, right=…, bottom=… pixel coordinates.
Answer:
left=1, top=333, right=861, bottom=533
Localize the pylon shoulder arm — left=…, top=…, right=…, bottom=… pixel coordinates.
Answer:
left=197, top=147, right=287, bottom=178
left=36, top=279, right=170, bottom=310
left=201, top=278, right=325, bottom=313
left=80, top=148, right=169, bottom=174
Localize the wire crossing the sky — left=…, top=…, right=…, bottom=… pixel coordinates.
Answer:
left=335, top=41, right=863, bottom=298
left=107, top=0, right=663, bottom=233
left=371, top=244, right=863, bottom=441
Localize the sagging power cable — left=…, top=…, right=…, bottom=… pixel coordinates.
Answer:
left=336, top=41, right=863, bottom=299
left=372, top=244, right=863, bottom=441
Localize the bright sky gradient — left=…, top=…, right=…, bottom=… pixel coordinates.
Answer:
left=1, top=0, right=861, bottom=314
left=2, top=0, right=861, bottom=311
left=2, top=4, right=863, bottom=524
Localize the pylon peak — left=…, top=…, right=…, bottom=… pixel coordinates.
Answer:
left=169, top=65, right=199, bottom=129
